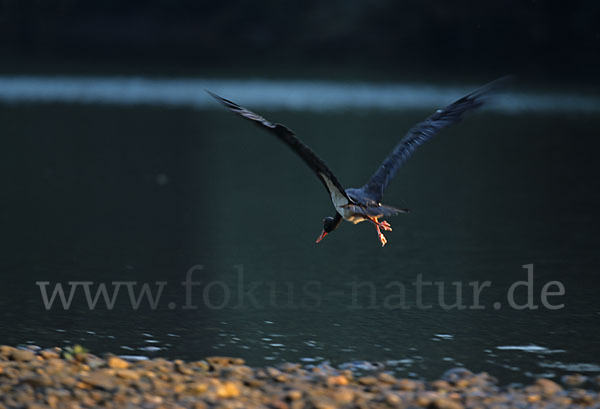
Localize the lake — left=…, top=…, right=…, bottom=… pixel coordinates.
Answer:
left=0, top=77, right=598, bottom=384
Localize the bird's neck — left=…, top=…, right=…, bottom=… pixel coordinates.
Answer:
left=331, top=213, right=343, bottom=230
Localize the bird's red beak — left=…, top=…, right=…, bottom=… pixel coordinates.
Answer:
left=316, top=230, right=328, bottom=243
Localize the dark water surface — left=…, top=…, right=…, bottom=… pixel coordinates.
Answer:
left=1, top=84, right=599, bottom=384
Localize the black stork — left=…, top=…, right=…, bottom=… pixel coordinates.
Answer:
left=209, top=78, right=506, bottom=247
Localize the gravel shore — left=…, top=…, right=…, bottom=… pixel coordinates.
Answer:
left=0, top=345, right=597, bottom=409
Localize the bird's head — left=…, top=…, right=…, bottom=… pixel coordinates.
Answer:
left=316, top=215, right=342, bottom=243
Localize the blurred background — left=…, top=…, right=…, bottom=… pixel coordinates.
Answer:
left=1, top=0, right=599, bottom=384
left=1, top=0, right=599, bottom=82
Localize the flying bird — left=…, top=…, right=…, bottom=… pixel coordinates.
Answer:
left=208, top=78, right=505, bottom=246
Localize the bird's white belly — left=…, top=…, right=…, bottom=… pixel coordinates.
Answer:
left=336, top=205, right=367, bottom=224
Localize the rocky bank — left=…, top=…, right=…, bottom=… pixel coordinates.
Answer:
left=0, top=345, right=598, bottom=409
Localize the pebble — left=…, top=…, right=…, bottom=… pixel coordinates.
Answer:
left=416, top=392, right=437, bottom=407
left=357, top=376, right=378, bottom=386
left=535, top=378, right=563, bottom=395
left=385, top=392, right=401, bottom=406
left=40, top=350, right=60, bottom=360
left=0, top=345, right=16, bottom=356
left=562, top=373, right=587, bottom=387
left=280, top=363, right=301, bottom=372
left=286, top=390, right=303, bottom=400
left=432, top=397, right=465, bottom=409
left=80, top=373, right=117, bottom=391
left=115, top=369, right=140, bottom=381
left=107, top=356, right=130, bottom=370
left=431, top=380, right=451, bottom=391
left=175, top=361, right=194, bottom=375
left=331, top=388, right=354, bottom=403
left=310, top=396, right=336, bottom=409
left=266, top=367, right=282, bottom=378
left=215, top=381, right=240, bottom=398
left=325, top=375, right=348, bottom=386
left=378, top=372, right=396, bottom=384
left=397, top=378, right=418, bottom=391
left=10, top=349, right=36, bottom=362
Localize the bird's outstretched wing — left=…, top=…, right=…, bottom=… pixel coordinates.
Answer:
left=208, top=91, right=351, bottom=207
left=360, top=77, right=509, bottom=202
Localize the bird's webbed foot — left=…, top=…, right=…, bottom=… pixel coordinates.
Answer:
left=375, top=224, right=388, bottom=247
left=368, top=216, right=392, bottom=232
left=367, top=216, right=391, bottom=246
left=379, top=220, right=392, bottom=231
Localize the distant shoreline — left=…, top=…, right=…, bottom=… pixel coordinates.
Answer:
left=1, top=76, right=600, bottom=114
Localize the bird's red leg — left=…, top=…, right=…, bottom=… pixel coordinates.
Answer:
left=367, top=216, right=392, bottom=231
left=368, top=216, right=389, bottom=247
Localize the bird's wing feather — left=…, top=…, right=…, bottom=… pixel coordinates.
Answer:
left=208, top=91, right=351, bottom=206
left=343, top=203, right=408, bottom=217
left=361, top=77, right=509, bottom=202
